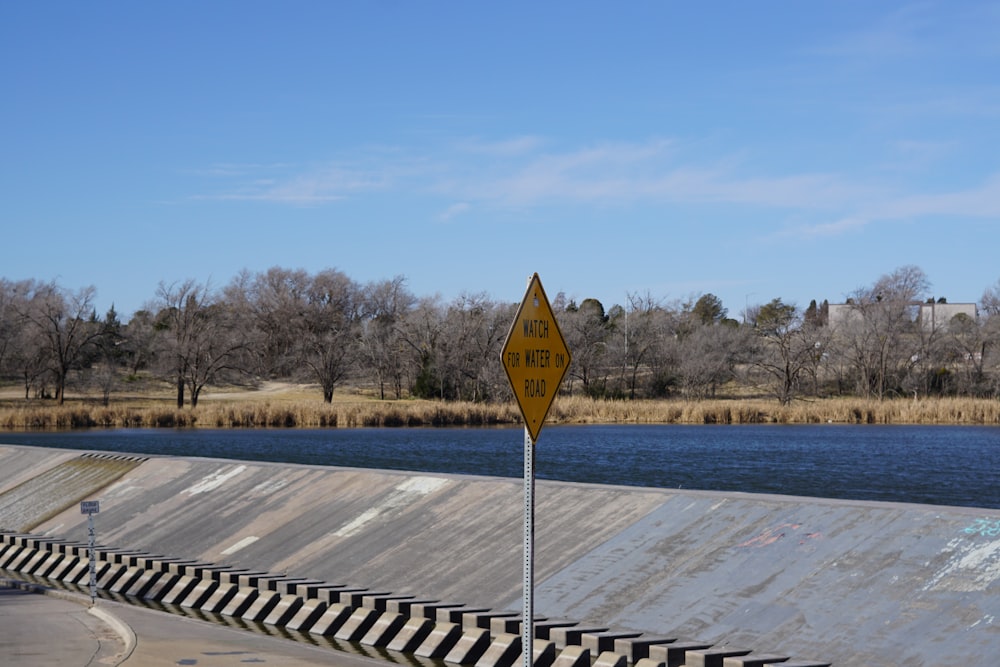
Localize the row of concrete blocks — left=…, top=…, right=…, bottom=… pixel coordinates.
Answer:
left=0, top=532, right=829, bottom=667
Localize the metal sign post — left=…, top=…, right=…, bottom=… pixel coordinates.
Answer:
left=522, top=427, right=534, bottom=667
left=501, top=274, right=571, bottom=667
left=80, top=500, right=100, bottom=605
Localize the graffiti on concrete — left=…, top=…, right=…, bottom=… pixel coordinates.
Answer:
left=962, top=518, right=1000, bottom=538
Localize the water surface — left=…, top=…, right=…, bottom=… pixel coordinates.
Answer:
left=2, top=424, right=998, bottom=509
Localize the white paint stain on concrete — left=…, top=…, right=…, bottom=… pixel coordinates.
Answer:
left=185, top=465, right=247, bottom=495
left=333, top=476, right=448, bottom=538
left=924, top=536, right=1000, bottom=592
left=221, top=535, right=259, bottom=556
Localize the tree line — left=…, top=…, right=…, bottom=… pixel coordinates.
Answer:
left=2, top=265, right=999, bottom=407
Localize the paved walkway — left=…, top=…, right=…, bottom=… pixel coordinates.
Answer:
left=1, top=580, right=383, bottom=667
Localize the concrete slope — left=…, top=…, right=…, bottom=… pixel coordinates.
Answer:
left=2, top=443, right=998, bottom=666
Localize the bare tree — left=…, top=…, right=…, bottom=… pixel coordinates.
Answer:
left=232, top=267, right=312, bottom=379
left=831, top=266, right=930, bottom=399
left=16, top=282, right=103, bottom=404
left=401, top=295, right=447, bottom=399
left=747, top=299, right=816, bottom=405
left=152, top=280, right=249, bottom=407
left=359, top=276, right=415, bottom=399
left=299, top=269, right=359, bottom=403
left=562, top=298, right=612, bottom=397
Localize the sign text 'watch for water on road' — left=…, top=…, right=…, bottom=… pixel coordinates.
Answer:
left=501, top=273, right=571, bottom=442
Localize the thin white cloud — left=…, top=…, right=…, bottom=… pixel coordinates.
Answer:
left=194, top=162, right=389, bottom=206
left=438, top=201, right=471, bottom=221
left=786, top=173, right=1000, bottom=239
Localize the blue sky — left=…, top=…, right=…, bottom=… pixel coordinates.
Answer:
left=3, top=2, right=999, bottom=320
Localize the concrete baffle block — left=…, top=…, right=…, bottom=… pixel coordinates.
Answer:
left=386, top=616, right=435, bottom=653
left=635, top=659, right=666, bottom=667
left=685, top=647, right=753, bottom=667
left=614, top=637, right=676, bottom=663
left=123, top=569, right=166, bottom=598
left=333, top=607, right=381, bottom=641
left=305, top=602, right=353, bottom=635
left=284, top=599, right=328, bottom=632
left=139, top=572, right=181, bottom=601
left=553, top=645, right=592, bottom=667
left=475, top=632, right=523, bottom=667
left=649, top=641, right=713, bottom=667
left=219, top=586, right=260, bottom=617
left=582, top=631, right=642, bottom=654
left=593, top=651, right=628, bottom=667
left=444, top=627, right=492, bottom=665
left=240, top=590, right=281, bottom=621
left=157, top=575, right=200, bottom=605
left=197, top=582, right=239, bottom=613
left=262, top=594, right=304, bottom=626
left=414, top=621, right=464, bottom=659
left=360, top=610, right=407, bottom=646
left=550, top=626, right=610, bottom=649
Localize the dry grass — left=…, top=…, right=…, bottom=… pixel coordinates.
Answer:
left=550, top=395, right=1000, bottom=425
left=1, top=386, right=999, bottom=430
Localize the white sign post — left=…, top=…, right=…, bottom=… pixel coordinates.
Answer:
left=501, top=274, right=571, bottom=667
left=80, top=500, right=100, bottom=604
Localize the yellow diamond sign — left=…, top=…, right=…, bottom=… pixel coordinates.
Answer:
left=501, top=273, right=572, bottom=443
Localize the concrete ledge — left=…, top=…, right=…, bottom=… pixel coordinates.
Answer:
left=88, top=604, right=137, bottom=663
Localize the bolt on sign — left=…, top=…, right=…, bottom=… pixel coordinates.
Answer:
left=501, top=273, right=572, bottom=442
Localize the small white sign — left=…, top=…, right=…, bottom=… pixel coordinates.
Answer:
left=80, top=500, right=100, bottom=515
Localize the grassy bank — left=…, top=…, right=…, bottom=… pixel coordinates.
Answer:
left=1, top=392, right=1000, bottom=430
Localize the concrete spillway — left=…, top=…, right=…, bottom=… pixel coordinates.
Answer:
left=1, top=443, right=998, bottom=666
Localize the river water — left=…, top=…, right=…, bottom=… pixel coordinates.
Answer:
left=2, top=424, right=999, bottom=509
